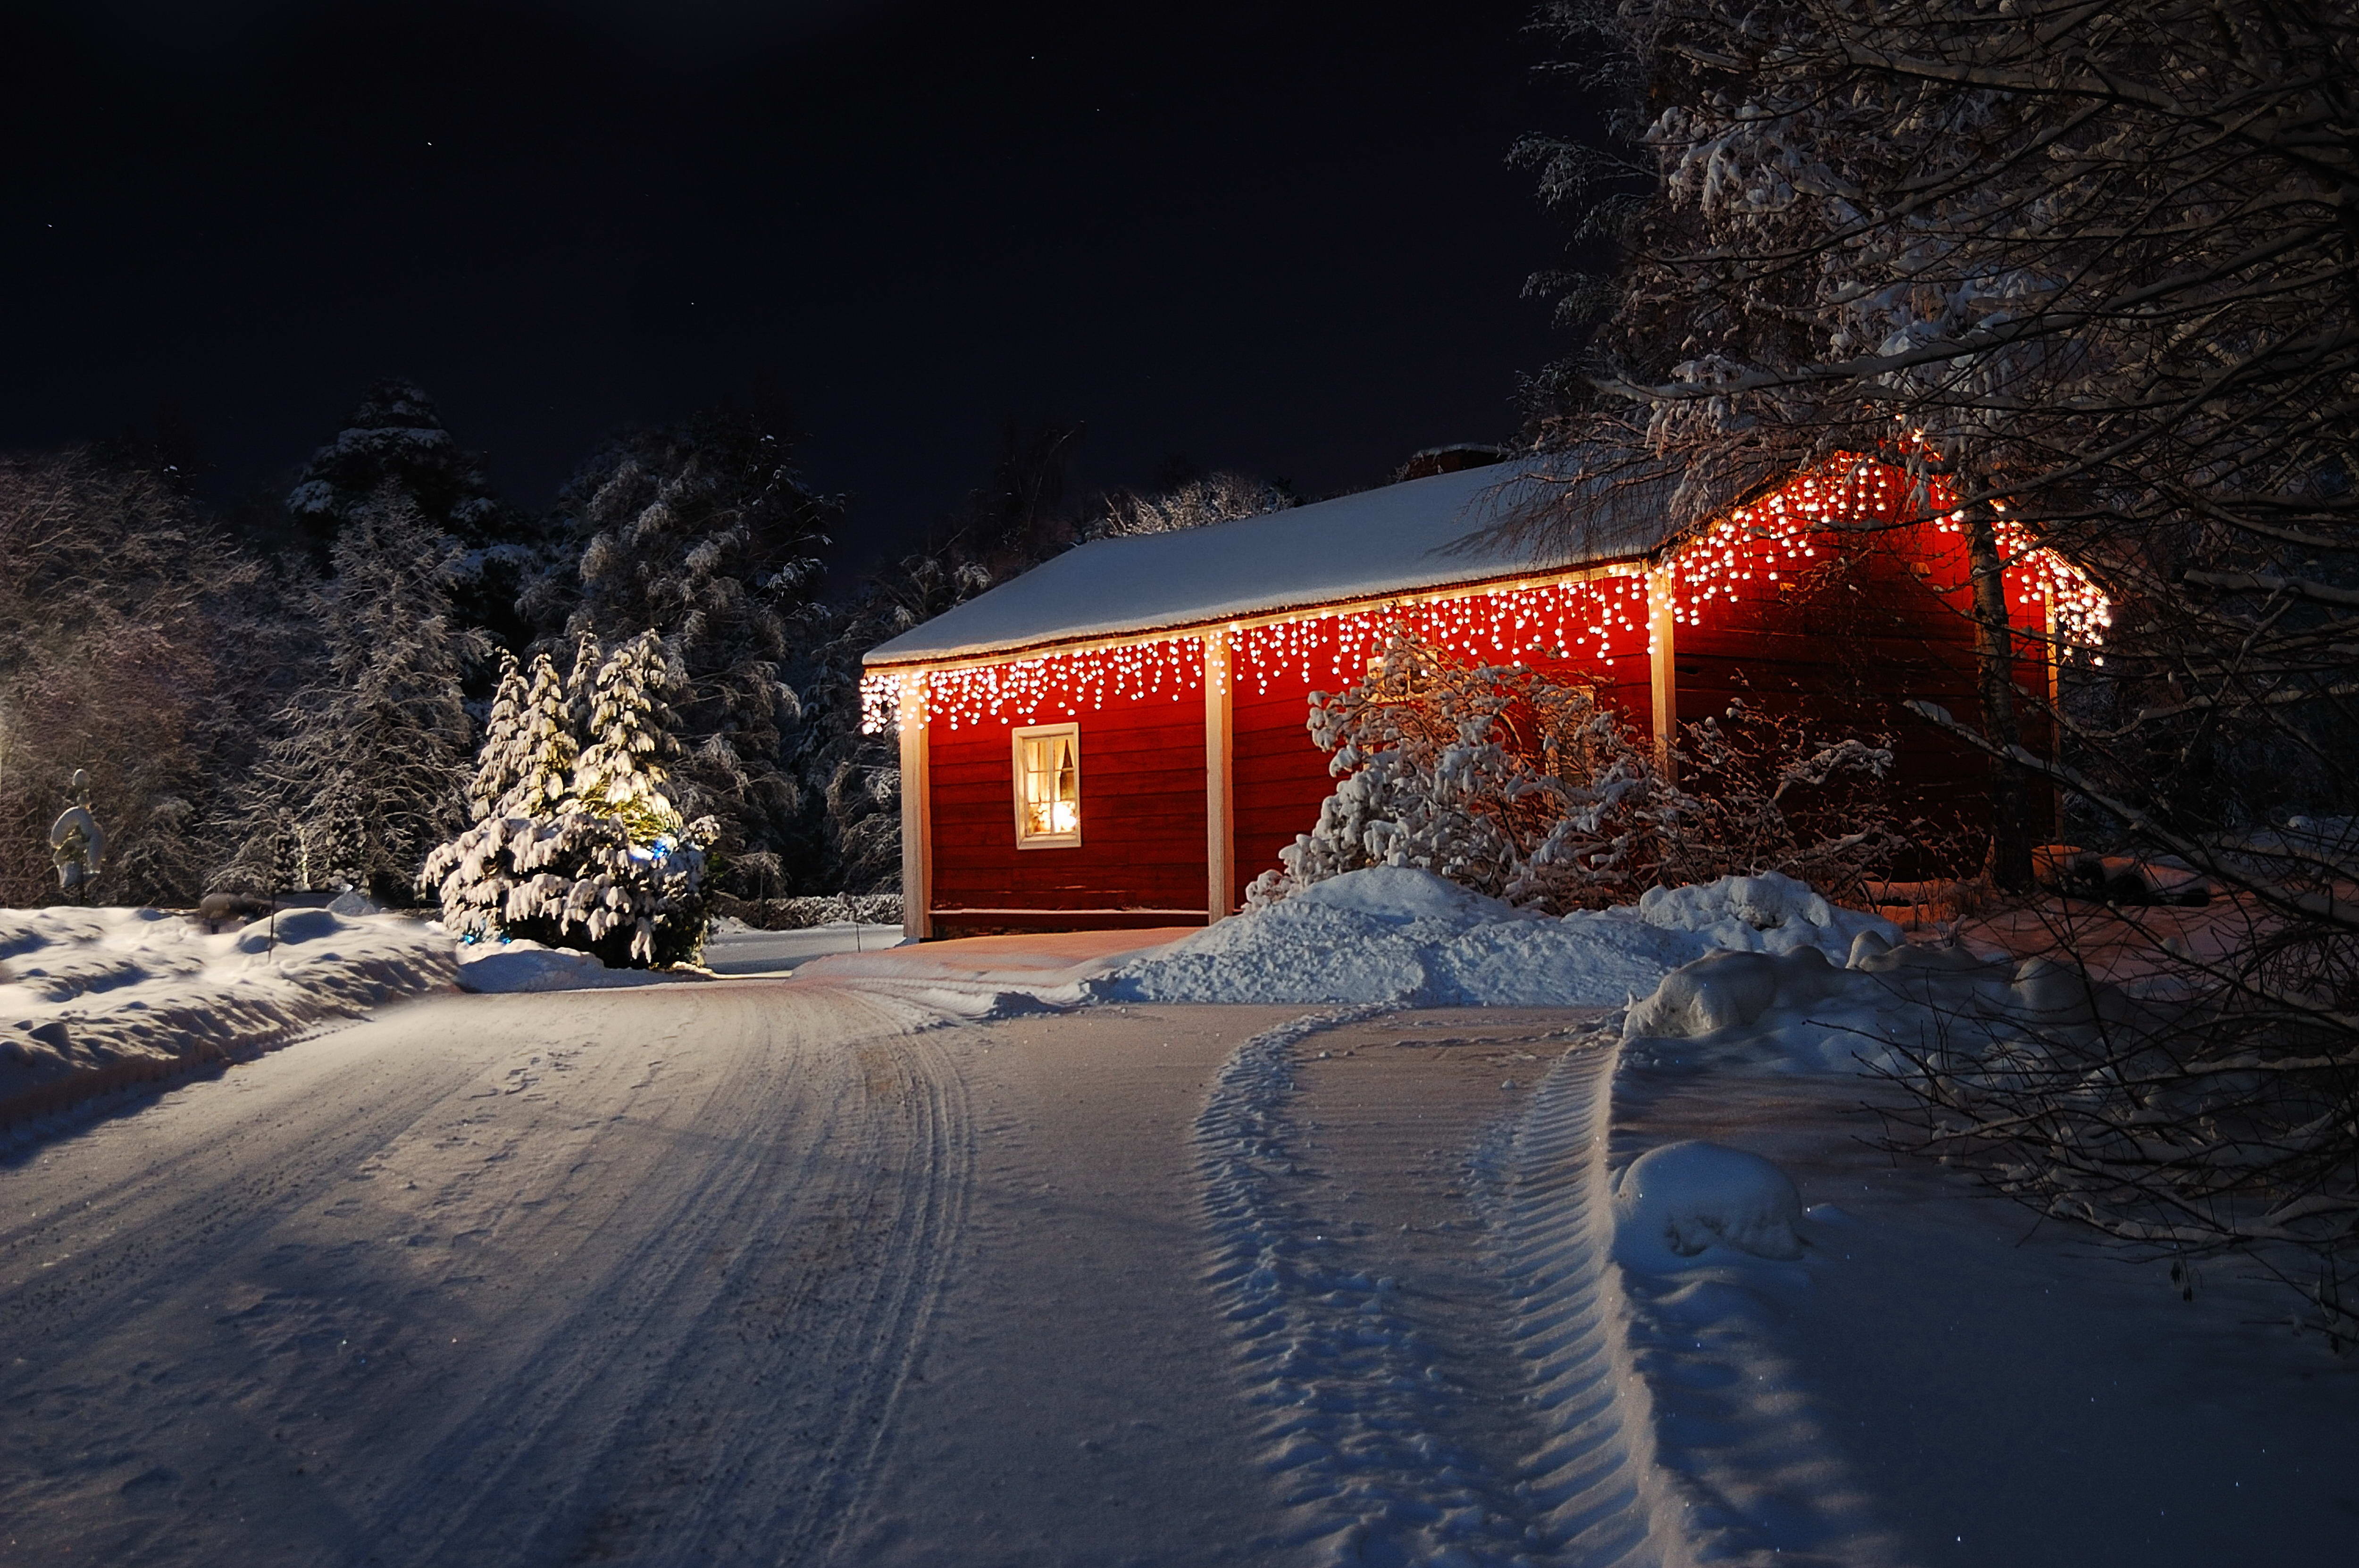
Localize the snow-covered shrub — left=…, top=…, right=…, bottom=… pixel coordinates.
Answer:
left=1654, top=698, right=1907, bottom=908
left=1251, top=631, right=1909, bottom=916
left=420, top=631, right=716, bottom=968
left=1248, top=630, right=1676, bottom=914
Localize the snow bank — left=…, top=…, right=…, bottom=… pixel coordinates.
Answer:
left=0, top=906, right=455, bottom=1122
left=1621, top=923, right=2142, bottom=1074
left=1612, top=1139, right=1807, bottom=1268
left=1633, top=874, right=1894, bottom=956
left=1103, top=868, right=1899, bottom=1008
left=453, top=939, right=692, bottom=993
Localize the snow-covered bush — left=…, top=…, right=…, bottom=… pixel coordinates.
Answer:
left=1654, top=698, right=1907, bottom=909
left=420, top=631, right=716, bottom=968
left=1248, top=630, right=1675, bottom=914
left=1250, top=630, right=1902, bottom=915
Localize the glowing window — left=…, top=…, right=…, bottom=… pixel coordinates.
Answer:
left=1012, top=723, right=1082, bottom=848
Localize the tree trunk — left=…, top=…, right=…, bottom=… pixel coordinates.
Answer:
left=1962, top=499, right=2034, bottom=891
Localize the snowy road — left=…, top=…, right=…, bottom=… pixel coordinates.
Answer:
left=14, top=961, right=2339, bottom=1568
left=0, top=980, right=972, bottom=1566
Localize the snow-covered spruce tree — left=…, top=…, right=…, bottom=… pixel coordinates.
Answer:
left=467, top=651, right=529, bottom=818
left=1518, top=0, right=2359, bottom=1335
left=233, top=494, right=485, bottom=903
left=515, top=634, right=715, bottom=967
left=284, top=378, right=540, bottom=650
left=532, top=407, right=840, bottom=900
left=416, top=648, right=588, bottom=943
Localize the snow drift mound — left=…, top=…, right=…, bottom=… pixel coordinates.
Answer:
left=1102, top=868, right=1899, bottom=1008
left=1622, top=925, right=2145, bottom=1073
left=0, top=906, right=456, bottom=1122
left=455, top=938, right=694, bottom=994
left=1613, top=1140, right=1807, bottom=1268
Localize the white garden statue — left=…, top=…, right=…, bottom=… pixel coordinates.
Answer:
left=49, top=768, right=105, bottom=895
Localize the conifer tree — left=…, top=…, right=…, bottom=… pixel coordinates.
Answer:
left=509, top=651, right=578, bottom=819
left=240, top=495, right=484, bottom=901
left=285, top=378, right=541, bottom=650
left=467, top=651, right=529, bottom=821
left=422, top=632, right=714, bottom=966
left=532, top=406, right=840, bottom=897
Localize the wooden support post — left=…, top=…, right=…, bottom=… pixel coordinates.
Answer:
left=1204, top=630, right=1235, bottom=924
left=897, top=672, right=933, bottom=942
left=1647, top=567, right=1678, bottom=777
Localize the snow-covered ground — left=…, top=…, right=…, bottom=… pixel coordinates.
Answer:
left=702, top=919, right=908, bottom=976
left=1100, top=866, right=1895, bottom=1007
left=5, top=873, right=2352, bottom=1565
left=0, top=905, right=454, bottom=1124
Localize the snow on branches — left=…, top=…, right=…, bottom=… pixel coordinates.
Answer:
left=420, top=631, right=716, bottom=968
left=1250, top=629, right=1905, bottom=914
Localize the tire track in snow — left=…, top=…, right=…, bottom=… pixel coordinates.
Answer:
left=1491, top=1033, right=1693, bottom=1567
left=0, top=980, right=974, bottom=1568
left=368, top=981, right=973, bottom=1568
left=1195, top=1013, right=1693, bottom=1568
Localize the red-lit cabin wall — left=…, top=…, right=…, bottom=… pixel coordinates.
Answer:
left=1227, top=578, right=1655, bottom=910
left=924, top=649, right=1208, bottom=936
left=1665, top=485, right=2053, bottom=871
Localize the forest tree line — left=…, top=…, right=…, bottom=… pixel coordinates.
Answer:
left=0, top=382, right=1296, bottom=911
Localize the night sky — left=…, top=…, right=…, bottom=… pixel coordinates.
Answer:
left=6, top=1, right=1590, bottom=568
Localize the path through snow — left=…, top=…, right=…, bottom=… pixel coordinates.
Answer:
left=0, top=979, right=967, bottom=1567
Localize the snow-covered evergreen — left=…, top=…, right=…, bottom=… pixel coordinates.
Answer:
left=467, top=652, right=530, bottom=820
left=236, top=496, right=485, bottom=902
left=531, top=408, right=840, bottom=898
left=284, top=378, right=541, bottom=651
left=422, top=632, right=715, bottom=967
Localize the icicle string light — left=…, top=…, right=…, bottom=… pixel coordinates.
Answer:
left=858, top=463, right=2113, bottom=734
left=1651, top=459, right=2112, bottom=655
left=858, top=576, right=1644, bottom=733
left=1228, top=577, right=1641, bottom=697
left=1929, top=503, right=2114, bottom=654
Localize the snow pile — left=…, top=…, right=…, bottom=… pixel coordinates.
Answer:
left=453, top=938, right=692, bottom=994
left=1104, top=867, right=1899, bottom=1008
left=1612, top=1139, right=1807, bottom=1268
left=0, top=906, right=455, bottom=1121
left=1621, top=925, right=2141, bottom=1074
left=1631, top=874, right=1893, bottom=956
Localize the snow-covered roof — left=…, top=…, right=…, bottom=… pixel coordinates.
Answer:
left=864, top=456, right=1679, bottom=667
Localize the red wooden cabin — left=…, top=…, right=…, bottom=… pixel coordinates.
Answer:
left=862, top=456, right=2100, bottom=938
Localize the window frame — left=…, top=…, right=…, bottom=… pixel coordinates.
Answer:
left=1011, top=722, right=1083, bottom=849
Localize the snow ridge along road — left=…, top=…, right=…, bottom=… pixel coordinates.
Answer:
left=0, top=978, right=970, bottom=1568
left=1194, top=1009, right=1692, bottom=1567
